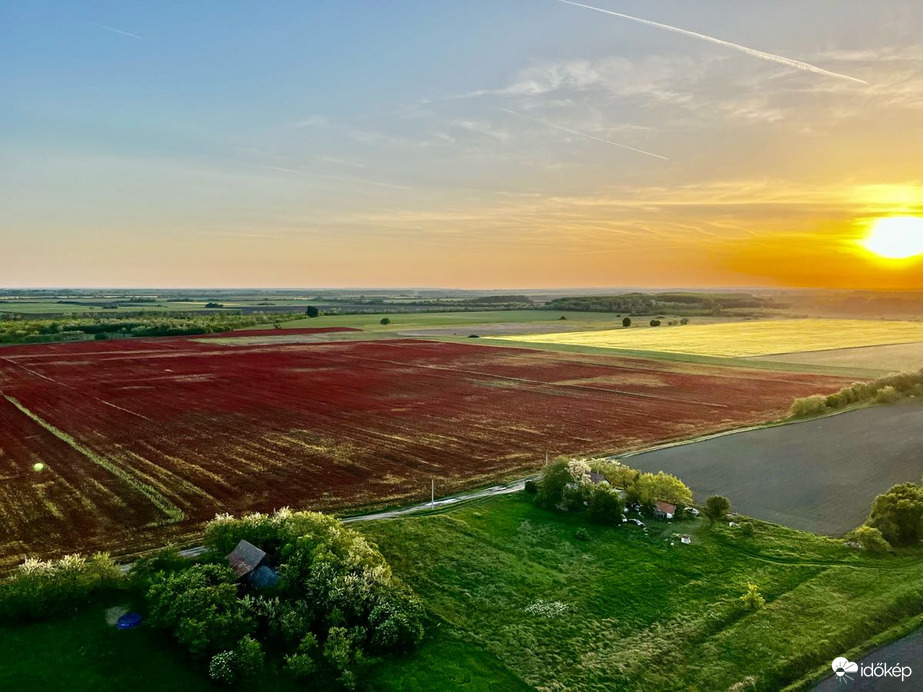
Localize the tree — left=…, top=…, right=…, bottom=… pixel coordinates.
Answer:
left=306, top=306, right=320, bottom=318
left=622, top=317, right=632, bottom=328
left=536, top=460, right=573, bottom=509
left=635, top=471, right=692, bottom=506
left=146, top=563, right=255, bottom=657
left=848, top=525, right=891, bottom=553
left=867, top=482, right=923, bottom=546
left=705, top=495, right=731, bottom=521
left=587, top=485, right=624, bottom=525
left=234, top=635, right=265, bottom=679
left=380, top=318, right=391, bottom=325
left=741, top=583, right=765, bottom=610
left=679, top=317, right=690, bottom=326
left=649, top=319, right=661, bottom=327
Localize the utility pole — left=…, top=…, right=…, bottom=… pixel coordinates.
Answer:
left=431, top=478, right=435, bottom=507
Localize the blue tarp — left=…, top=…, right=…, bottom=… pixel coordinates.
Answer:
left=116, top=612, right=143, bottom=630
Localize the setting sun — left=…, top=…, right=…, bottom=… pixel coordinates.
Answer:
left=862, top=216, right=923, bottom=259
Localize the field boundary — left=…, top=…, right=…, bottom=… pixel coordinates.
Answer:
left=3, top=395, right=184, bottom=525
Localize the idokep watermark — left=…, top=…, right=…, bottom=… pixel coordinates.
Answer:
left=832, top=656, right=912, bottom=683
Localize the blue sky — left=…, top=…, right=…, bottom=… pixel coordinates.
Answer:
left=2, top=1, right=922, bottom=288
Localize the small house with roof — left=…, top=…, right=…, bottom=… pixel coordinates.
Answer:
left=227, top=539, right=279, bottom=589
left=654, top=501, right=677, bottom=520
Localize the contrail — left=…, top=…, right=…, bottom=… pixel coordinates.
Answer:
left=500, top=108, right=668, bottom=160
left=94, top=22, right=143, bottom=40
left=556, top=0, right=867, bottom=85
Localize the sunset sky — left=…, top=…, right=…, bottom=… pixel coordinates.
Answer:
left=3, top=1, right=923, bottom=289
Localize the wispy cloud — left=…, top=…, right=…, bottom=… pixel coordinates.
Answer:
left=500, top=108, right=667, bottom=160
left=556, top=0, right=868, bottom=85
left=254, top=163, right=413, bottom=191
left=93, top=22, right=143, bottom=40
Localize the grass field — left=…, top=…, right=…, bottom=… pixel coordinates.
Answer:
left=254, top=310, right=632, bottom=333
left=0, top=332, right=848, bottom=566
left=499, top=319, right=923, bottom=358
left=363, top=494, right=923, bottom=691
left=4, top=495, right=922, bottom=691
left=757, top=341, right=923, bottom=373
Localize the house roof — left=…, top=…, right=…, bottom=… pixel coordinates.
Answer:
left=655, top=501, right=677, bottom=514
left=227, top=539, right=266, bottom=578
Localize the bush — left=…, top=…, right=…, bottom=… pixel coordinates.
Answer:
left=587, top=485, right=624, bottom=525
left=741, top=583, right=765, bottom=610
left=379, top=318, right=391, bottom=325
left=536, top=460, right=573, bottom=509
left=705, top=496, right=731, bottom=521
left=575, top=528, right=590, bottom=541
left=524, top=479, right=538, bottom=495
left=306, top=306, right=320, bottom=318
left=146, top=563, right=255, bottom=657
left=790, top=395, right=828, bottom=418
left=0, top=553, right=123, bottom=623
left=875, top=385, right=900, bottom=404
left=234, top=635, right=265, bottom=679
left=622, top=317, right=631, bottom=328
left=867, top=482, right=923, bottom=546
left=649, top=319, right=661, bottom=327
left=739, top=521, right=755, bottom=537
left=208, top=651, right=237, bottom=685
left=849, top=525, right=891, bottom=553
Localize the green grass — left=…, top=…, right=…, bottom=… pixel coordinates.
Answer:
left=251, top=310, right=630, bottom=332
left=361, top=494, right=923, bottom=691
left=5, top=496, right=921, bottom=690
left=0, top=606, right=218, bottom=692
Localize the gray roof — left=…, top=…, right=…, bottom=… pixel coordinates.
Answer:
left=227, top=540, right=266, bottom=578
left=249, top=565, right=279, bottom=589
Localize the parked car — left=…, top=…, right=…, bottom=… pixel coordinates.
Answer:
left=627, top=518, right=645, bottom=527
left=686, top=507, right=700, bottom=517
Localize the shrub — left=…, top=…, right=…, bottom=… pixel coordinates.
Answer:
left=705, top=496, right=731, bottom=521
left=234, top=635, right=265, bottom=679
left=741, top=583, right=765, bottom=610
left=848, top=525, right=891, bottom=553
left=208, top=651, right=237, bottom=685
left=575, top=528, right=590, bottom=541
left=739, top=521, right=755, bottom=537
left=524, top=479, right=538, bottom=495
left=0, top=552, right=123, bottom=623
left=379, top=318, right=391, bottom=326
left=875, top=385, right=900, bottom=404
left=622, top=317, right=631, bottom=328
left=306, top=306, right=319, bottom=318
left=587, top=485, right=624, bottom=525
left=146, top=563, right=255, bottom=657
left=867, top=482, right=923, bottom=546
left=649, top=319, right=661, bottom=327
left=790, top=395, right=828, bottom=418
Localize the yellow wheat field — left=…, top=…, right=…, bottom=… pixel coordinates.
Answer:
left=498, top=319, right=923, bottom=358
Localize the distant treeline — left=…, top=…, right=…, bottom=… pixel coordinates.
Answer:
left=0, top=314, right=292, bottom=345
left=547, top=292, right=781, bottom=315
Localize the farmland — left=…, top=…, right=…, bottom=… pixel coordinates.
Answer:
left=626, top=400, right=923, bottom=535
left=0, top=330, right=849, bottom=566
left=499, top=319, right=923, bottom=358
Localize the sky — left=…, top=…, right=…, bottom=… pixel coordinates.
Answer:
left=2, top=0, right=923, bottom=289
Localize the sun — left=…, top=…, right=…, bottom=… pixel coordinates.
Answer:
left=862, top=216, right=923, bottom=259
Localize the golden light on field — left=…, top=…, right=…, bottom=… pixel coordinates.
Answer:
left=861, top=217, right=923, bottom=260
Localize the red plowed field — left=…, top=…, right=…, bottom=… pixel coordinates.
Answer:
left=0, top=337, right=850, bottom=564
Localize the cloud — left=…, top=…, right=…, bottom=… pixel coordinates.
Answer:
left=93, top=22, right=143, bottom=40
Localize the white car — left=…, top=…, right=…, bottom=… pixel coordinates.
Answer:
left=686, top=507, right=700, bottom=517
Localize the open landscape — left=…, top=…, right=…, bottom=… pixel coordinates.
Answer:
left=0, top=325, right=852, bottom=567
left=6, top=2, right=923, bottom=689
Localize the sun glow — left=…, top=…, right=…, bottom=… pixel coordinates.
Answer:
left=862, top=216, right=923, bottom=259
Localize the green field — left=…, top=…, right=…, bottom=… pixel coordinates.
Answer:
left=253, top=309, right=629, bottom=333
left=362, top=495, right=923, bottom=691
left=499, top=319, right=923, bottom=358
left=6, top=495, right=920, bottom=690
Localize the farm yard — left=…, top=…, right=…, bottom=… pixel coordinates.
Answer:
left=499, top=319, right=923, bottom=358
left=0, top=329, right=850, bottom=566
